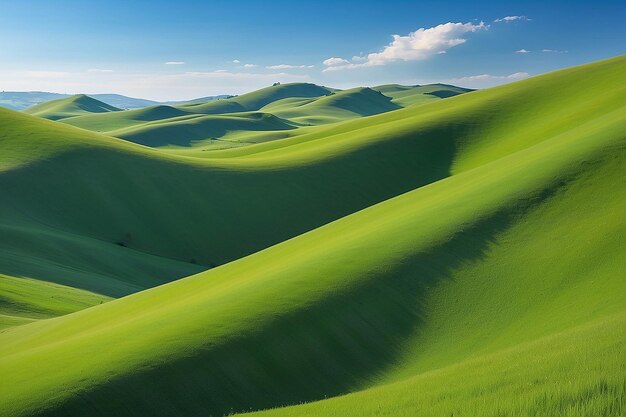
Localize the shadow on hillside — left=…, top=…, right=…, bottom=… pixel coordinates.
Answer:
left=38, top=177, right=572, bottom=417
left=426, top=90, right=464, bottom=99
left=118, top=113, right=297, bottom=147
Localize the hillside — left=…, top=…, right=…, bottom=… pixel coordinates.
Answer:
left=23, top=94, right=121, bottom=120
left=0, top=55, right=624, bottom=417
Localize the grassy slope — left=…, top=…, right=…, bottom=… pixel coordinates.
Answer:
left=0, top=56, right=623, bottom=416
left=23, top=94, right=121, bottom=121
left=0, top=275, right=110, bottom=330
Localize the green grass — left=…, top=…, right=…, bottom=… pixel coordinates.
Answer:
left=0, top=274, right=110, bottom=329
left=0, top=55, right=624, bottom=417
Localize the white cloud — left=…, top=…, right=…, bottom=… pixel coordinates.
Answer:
left=243, top=63, right=259, bottom=68
left=494, top=15, right=530, bottom=23
left=542, top=49, right=568, bottom=53
left=87, top=68, right=113, bottom=73
left=515, top=49, right=531, bottom=53
left=165, top=61, right=185, bottom=65
left=266, top=64, right=314, bottom=70
left=323, top=57, right=350, bottom=67
left=323, top=21, right=487, bottom=71
left=449, top=72, right=529, bottom=88
left=232, top=59, right=241, bottom=64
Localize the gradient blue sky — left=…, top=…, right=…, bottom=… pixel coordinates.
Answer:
left=1, top=0, right=624, bottom=100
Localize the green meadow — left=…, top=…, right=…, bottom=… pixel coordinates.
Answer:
left=0, top=55, right=624, bottom=417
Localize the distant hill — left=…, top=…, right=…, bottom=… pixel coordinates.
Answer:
left=265, top=87, right=402, bottom=124
left=0, top=91, right=68, bottom=111
left=36, top=81, right=473, bottom=150
left=180, top=82, right=333, bottom=113
left=372, top=84, right=473, bottom=106
left=23, top=94, right=121, bottom=120
left=0, top=91, right=234, bottom=111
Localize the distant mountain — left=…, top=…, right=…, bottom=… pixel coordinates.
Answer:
left=0, top=91, right=68, bottom=111
left=0, top=91, right=234, bottom=111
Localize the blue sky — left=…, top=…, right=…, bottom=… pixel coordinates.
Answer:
left=1, top=0, right=624, bottom=100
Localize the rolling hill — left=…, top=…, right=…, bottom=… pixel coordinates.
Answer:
left=52, top=82, right=470, bottom=149
left=23, top=94, right=121, bottom=120
left=0, top=55, right=624, bottom=417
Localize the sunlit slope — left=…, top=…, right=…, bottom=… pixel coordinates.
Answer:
left=0, top=275, right=110, bottom=330
left=246, top=314, right=625, bottom=417
left=23, top=94, right=121, bottom=120
left=0, top=84, right=623, bottom=416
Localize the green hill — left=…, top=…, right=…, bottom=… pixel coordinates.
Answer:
left=23, top=94, right=121, bottom=120
left=57, top=83, right=466, bottom=151
left=266, top=87, right=401, bottom=124
left=108, top=112, right=298, bottom=147
left=0, top=55, right=624, bottom=417
left=373, top=83, right=473, bottom=107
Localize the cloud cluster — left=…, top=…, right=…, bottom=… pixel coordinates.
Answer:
left=165, top=61, right=185, bottom=65
left=448, top=72, right=529, bottom=88
left=494, top=16, right=530, bottom=23
left=266, top=64, right=314, bottom=70
left=452, top=72, right=529, bottom=82
left=323, top=22, right=487, bottom=71
left=515, top=49, right=569, bottom=54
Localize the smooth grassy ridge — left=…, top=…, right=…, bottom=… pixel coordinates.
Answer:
left=0, top=274, right=110, bottom=330
left=23, top=94, right=121, bottom=121
left=0, top=55, right=624, bottom=416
